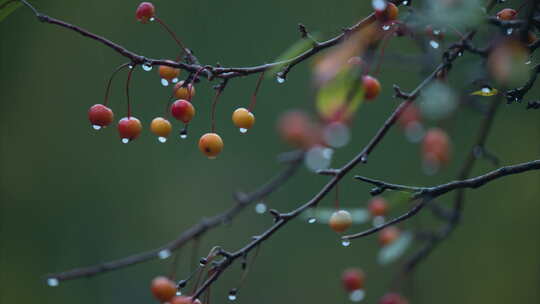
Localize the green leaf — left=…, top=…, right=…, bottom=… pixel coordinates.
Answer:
left=267, top=36, right=319, bottom=77
left=316, top=67, right=364, bottom=122
left=0, top=0, right=22, bottom=23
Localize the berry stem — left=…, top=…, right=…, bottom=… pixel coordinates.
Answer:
left=104, top=62, right=130, bottom=106
left=210, top=82, right=228, bottom=133
left=154, top=17, right=190, bottom=61
left=248, top=71, right=265, bottom=112
left=125, top=65, right=135, bottom=118
left=334, top=182, right=340, bottom=210
left=374, top=26, right=397, bottom=76
left=188, top=66, right=210, bottom=100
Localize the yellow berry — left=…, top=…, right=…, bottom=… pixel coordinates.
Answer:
left=173, top=81, right=196, bottom=100
left=329, top=210, right=353, bottom=233
left=150, top=117, right=172, bottom=139
left=232, top=107, right=255, bottom=131
left=198, top=133, right=224, bottom=159
left=159, top=63, right=180, bottom=80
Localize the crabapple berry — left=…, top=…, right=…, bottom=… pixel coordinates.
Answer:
left=341, top=268, right=365, bottom=292
left=329, top=210, right=353, bottom=233
left=379, top=226, right=400, bottom=246
left=277, top=110, right=321, bottom=149
left=379, top=293, right=409, bottom=304
left=374, top=2, right=399, bottom=22
left=232, top=107, right=255, bottom=132
left=198, top=133, right=224, bottom=159
left=171, top=100, right=195, bottom=123
left=397, top=104, right=421, bottom=129
left=368, top=196, right=389, bottom=217
left=117, top=117, right=142, bottom=143
left=362, top=75, right=381, bottom=100
left=173, top=81, right=196, bottom=100
left=135, top=2, right=155, bottom=23
left=170, top=296, right=202, bottom=304
left=150, top=276, right=176, bottom=302
left=159, top=62, right=180, bottom=80
left=422, top=128, right=451, bottom=165
left=496, top=8, right=517, bottom=20
left=150, top=117, right=172, bottom=142
left=88, top=104, right=114, bottom=129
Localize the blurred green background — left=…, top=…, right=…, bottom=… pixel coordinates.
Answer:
left=1, top=1, right=539, bottom=304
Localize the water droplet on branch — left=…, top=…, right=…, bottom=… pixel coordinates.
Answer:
left=92, top=125, right=102, bottom=130
left=158, top=249, right=171, bottom=259
left=239, top=128, right=248, bottom=134
left=161, top=79, right=169, bottom=86
left=121, top=138, right=130, bottom=144
left=142, top=64, right=153, bottom=71
left=158, top=137, right=167, bottom=143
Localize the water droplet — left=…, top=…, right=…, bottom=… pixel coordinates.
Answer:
left=525, top=60, right=532, bottom=65
left=432, top=29, right=441, bottom=35
left=372, top=216, right=385, bottom=227
left=176, top=291, right=182, bottom=296
left=360, top=155, right=368, bottom=163
left=308, top=217, right=317, bottom=224
left=372, top=0, right=387, bottom=11
left=128, top=65, right=134, bottom=69
left=149, top=17, right=155, bottom=22
left=121, top=138, right=130, bottom=144
left=228, top=294, right=237, bottom=301
left=161, top=78, right=169, bottom=86
left=180, top=134, right=188, bottom=139
left=239, top=128, right=248, bottom=134
left=506, top=28, right=513, bottom=35
left=429, top=40, right=440, bottom=49
left=172, top=77, right=179, bottom=83
left=92, top=125, right=102, bottom=130
left=457, top=51, right=463, bottom=57
left=158, top=136, right=167, bottom=143
left=341, top=240, right=351, bottom=247
left=47, top=278, right=59, bottom=287
left=382, top=24, right=391, bottom=31
left=255, top=202, right=267, bottom=214
left=276, top=75, right=286, bottom=84
left=158, top=249, right=171, bottom=259
left=142, top=64, right=153, bottom=71
left=349, top=289, right=366, bottom=302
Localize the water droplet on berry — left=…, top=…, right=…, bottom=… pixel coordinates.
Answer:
left=92, top=125, right=102, bottom=130
left=382, top=24, right=391, bottom=31
left=341, top=240, right=351, bottom=247
left=349, top=289, right=366, bottom=302
left=372, top=0, right=387, bottom=10
left=161, top=78, right=169, bottom=86
left=276, top=75, right=286, bottom=84
left=176, top=291, right=182, bottom=296
left=239, top=128, right=248, bottom=134
left=402, top=0, right=408, bottom=5
left=308, top=217, right=317, bottom=224
left=172, top=77, right=179, bottom=83
left=121, top=138, right=130, bottom=144
left=149, top=17, right=156, bottom=22
left=255, top=202, right=267, bottom=214
left=481, top=87, right=491, bottom=94
left=158, top=136, right=167, bottom=143
left=128, top=65, right=134, bottom=69
left=372, top=216, right=385, bottom=227
left=142, top=64, right=153, bottom=71
left=228, top=294, right=237, bottom=301
left=506, top=28, right=513, bottom=35
left=429, top=40, right=440, bottom=49
left=180, top=129, right=188, bottom=139
left=158, top=249, right=172, bottom=259
left=47, top=278, right=59, bottom=287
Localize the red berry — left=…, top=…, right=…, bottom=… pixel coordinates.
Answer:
left=397, top=104, right=421, bottom=129
left=341, top=268, right=365, bottom=292
left=171, top=100, right=196, bottom=123
left=362, top=75, right=381, bottom=100
left=118, top=117, right=142, bottom=143
left=277, top=110, right=321, bottom=149
left=88, top=104, right=114, bottom=129
left=379, top=226, right=400, bottom=246
left=379, top=293, right=408, bottom=304
left=496, top=8, right=517, bottom=20
left=198, top=133, right=224, bottom=159
left=329, top=210, right=353, bottom=233
left=422, top=128, right=451, bottom=165
left=136, top=2, right=155, bottom=23
left=368, top=196, right=388, bottom=217
left=374, top=2, right=399, bottom=22
left=170, top=296, right=202, bottom=304
left=150, top=276, right=176, bottom=302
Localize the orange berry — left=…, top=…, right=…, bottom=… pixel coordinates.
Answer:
left=118, top=117, right=142, bottom=143
left=88, top=104, right=114, bottom=129
left=135, top=2, right=155, bottom=23
left=374, top=2, right=399, bottom=22
left=496, top=8, right=517, bottom=20
left=422, top=128, right=451, bottom=165
left=379, top=226, right=400, bottom=246
left=150, top=117, right=172, bottom=141
left=329, top=210, right=353, bottom=233
left=397, top=104, right=421, bottom=129
left=277, top=110, right=321, bottom=149
left=232, top=107, right=255, bottom=131
left=159, top=62, right=180, bottom=80
left=173, top=81, right=196, bottom=100
left=368, top=196, right=388, bottom=217
left=150, top=276, right=176, bottom=302
left=171, top=100, right=195, bottom=123
left=362, top=75, right=381, bottom=100
left=198, top=133, right=224, bottom=159
left=342, top=268, right=365, bottom=292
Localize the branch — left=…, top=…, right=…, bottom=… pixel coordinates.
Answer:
left=44, top=151, right=303, bottom=282
left=344, top=159, right=540, bottom=240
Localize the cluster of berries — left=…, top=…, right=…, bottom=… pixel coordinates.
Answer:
left=342, top=268, right=408, bottom=304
